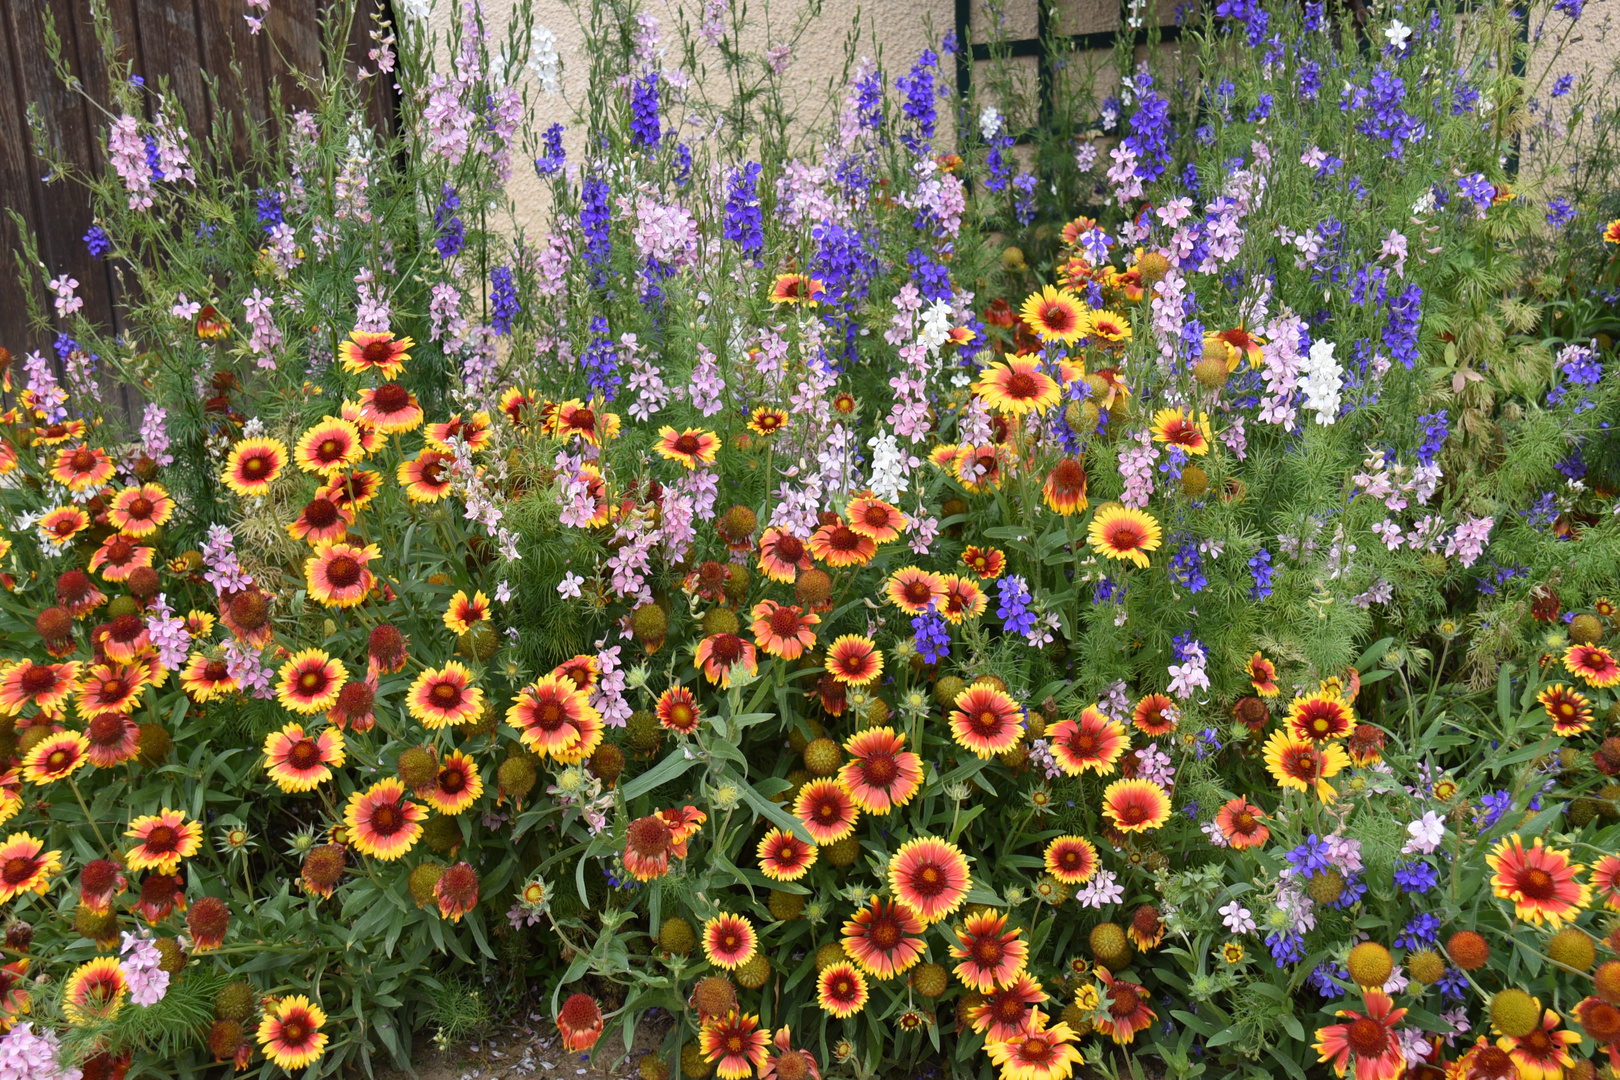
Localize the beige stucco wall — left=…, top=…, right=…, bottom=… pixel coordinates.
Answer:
left=437, top=0, right=1616, bottom=237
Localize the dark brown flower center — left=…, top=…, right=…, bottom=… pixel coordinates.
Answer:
left=288, top=740, right=320, bottom=769
left=325, top=556, right=361, bottom=588
left=1038, top=303, right=1074, bottom=333
left=1520, top=868, right=1556, bottom=899
left=143, top=825, right=179, bottom=853
left=373, top=384, right=410, bottom=412
left=862, top=753, right=897, bottom=785
left=769, top=608, right=803, bottom=637
left=370, top=804, right=401, bottom=834
left=128, top=497, right=154, bottom=519
left=303, top=498, right=340, bottom=528
left=2, top=857, right=34, bottom=884
left=362, top=340, right=393, bottom=364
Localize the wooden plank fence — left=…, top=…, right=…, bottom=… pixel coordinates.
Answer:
left=0, top=0, right=396, bottom=363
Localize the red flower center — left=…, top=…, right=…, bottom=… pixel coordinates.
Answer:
left=975, top=710, right=1003, bottom=733
left=995, top=994, right=1027, bottom=1022
left=768, top=608, right=803, bottom=637
left=869, top=915, right=901, bottom=949
left=143, top=825, right=179, bottom=854
left=324, top=556, right=362, bottom=588
left=535, top=699, right=564, bottom=729
left=288, top=740, right=320, bottom=769
left=1117, top=799, right=1151, bottom=825
left=2, top=857, right=34, bottom=885
left=1004, top=370, right=1039, bottom=398
left=87, top=714, right=125, bottom=745
left=1038, top=304, right=1073, bottom=334
left=902, top=580, right=933, bottom=604
left=1344, top=1017, right=1387, bottom=1056
left=362, top=340, right=393, bottom=365
left=128, top=497, right=154, bottom=519
left=772, top=534, right=805, bottom=562
left=318, top=438, right=342, bottom=461
left=18, top=666, right=56, bottom=695
left=827, top=526, right=860, bottom=552
left=439, top=766, right=467, bottom=795
left=974, top=937, right=1004, bottom=964
left=709, top=634, right=744, bottom=664
left=861, top=753, right=898, bottom=785
left=303, top=499, right=339, bottom=528
left=912, top=864, right=944, bottom=895
left=1519, top=868, right=1557, bottom=899
left=431, top=682, right=461, bottom=706
left=299, top=670, right=329, bottom=693
left=373, top=384, right=410, bottom=412
left=568, top=409, right=596, bottom=431
left=370, top=803, right=402, bottom=835
left=46, top=749, right=72, bottom=770
left=1105, top=523, right=1146, bottom=550
left=673, top=434, right=700, bottom=456
left=1108, top=985, right=1141, bottom=1019
left=282, top=1019, right=308, bottom=1044
left=69, top=448, right=96, bottom=471
left=105, top=539, right=134, bottom=566
left=241, top=454, right=269, bottom=478
left=862, top=505, right=891, bottom=528
left=419, top=460, right=446, bottom=486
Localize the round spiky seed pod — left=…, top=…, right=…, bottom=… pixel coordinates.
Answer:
left=208, top=1019, right=244, bottom=1060
left=497, top=755, right=538, bottom=803
left=126, top=566, right=159, bottom=599
left=1593, top=960, right=1620, bottom=1004
left=408, top=863, right=444, bottom=908
left=803, top=737, right=842, bottom=776
left=787, top=719, right=823, bottom=754
left=1599, top=784, right=1620, bottom=821
left=659, top=917, right=695, bottom=956
left=735, top=952, right=770, bottom=990
left=680, top=1043, right=713, bottom=1079
left=1446, top=930, right=1490, bottom=971
left=1569, top=798, right=1601, bottom=827
left=911, top=962, right=948, bottom=998
left=815, top=942, right=848, bottom=972
left=1549, top=927, right=1596, bottom=972
left=590, top=743, right=625, bottom=784
left=136, top=723, right=172, bottom=765
left=934, top=676, right=968, bottom=708
left=105, top=596, right=140, bottom=620
left=1407, top=949, right=1445, bottom=985
left=1180, top=465, right=1210, bottom=497
left=1570, top=614, right=1604, bottom=646
left=1138, top=252, right=1170, bottom=284
left=457, top=623, right=500, bottom=662
left=154, top=937, right=185, bottom=974
left=397, top=747, right=438, bottom=789
left=630, top=603, right=668, bottom=646
left=1490, top=988, right=1541, bottom=1039
left=719, top=505, right=759, bottom=545
left=73, top=904, right=117, bottom=942
left=767, top=890, right=806, bottom=922
left=1060, top=1003, right=1093, bottom=1037
left=825, top=835, right=860, bottom=867
left=638, top=1056, right=672, bottom=1080
left=1192, top=356, right=1229, bottom=389
left=419, top=815, right=460, bottom=855
left=1346, top=942, right=1393, bottom=988
left=626, top=710, right=663, bottom=754
left=691, top=975, right=737, bottom=1018
left=1089, top=923, right=1133, bottom=972
left=1306, top=869, right=1346, bottom=905
left=215, top=981, right=257, bottom=1021
left=34, top=606, right=73, bottom=642
left=701, top=608, right=739, bottom=637
left=795, top=569, right=832, bottom=607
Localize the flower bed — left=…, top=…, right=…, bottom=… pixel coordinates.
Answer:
left=0, top=0, right=1618, bottom=1077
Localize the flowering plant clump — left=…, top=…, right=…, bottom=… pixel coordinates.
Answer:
left=0, top=0, right=1618, bottom=1075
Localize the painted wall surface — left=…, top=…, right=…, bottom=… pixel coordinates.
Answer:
left=432, top=0, right=1616, bottom=238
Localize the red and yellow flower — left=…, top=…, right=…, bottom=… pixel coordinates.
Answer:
left=888, top=837, right=970, bottom=924
left=695, top=633, right=758, bottom=688
left=1150, top=408, right=1212, bottom=455
left=276, top=649, right=347, bottom=715
left=839, top=727, right=922, bottom=813
left=1215, top=797, right=1270, bottom=849
left=700, top=1011, right=768, bottom=1079
left=358, top=383, right=425, bottom=432
left=940, top=574, right=988, bottom=622
left=1498, top=1008, right=1580, bottom=1080
left=1043, top=458, right=1090, bottom=516
left=180, top=654, right=237, bottom=702
left=1487, top=834, right=1588, bottom=926
left=655, top=426, right=720, bottom=469
left=808, top=520, right=877, bottom=567
left=63, top=957, right=127, bottom=1026
left=1101, top=779, right=1172, bottom=833
left=846, top=494, right=907, bottom=543
left=1591, top=854, right=1620, bottom=909
left=0, top=833, right=60, bottom=903
left=221, top=437, right=288, bottom=496
left=124, top=808, right=202, bottom=873
left=305, top=540, right=380, bottom=608
left=425, top=411, right=493, bottom=454
left=442, top=591, right=491, bottom=636
left=1287, top=690, right=1355, bottom=743
left=747, top=407, right=789, bottom=436
left=1566, top=644, right=1620, bottom=688
left=1539, top=682, right=1594, bottom=736
left=950, top=684, right=1025, bottom=757
left=38, top=507, right=90, bottom=545
left=655, top=686, right=700, bottom=734
left=426, top=752, right=483, bottom=815
left=758, top=528, right=812, bottom=583
left=885, top=567, right=947, bottom=614
left=825, top=635, right=883, bottom=686
left=0, top=660, right=79, bottom=716
left=1247, top=653, right=1279, bottom=697
left=507, top=675, right=603, bottom=759
left=843, top=897, right=925, bottom=979
left=21, top=732, right=91, bottom=785
left=1313, top=988, right=1405, bottom=1080
left=703, top=913, right=757, bottom=969
left=794, top=779, right=859, bottom=844
left=967, top=973, right=1048, bottom=1040
left=1131, top=694, right=1176, bottom=736
left=974, top=356, right=1062, bottom=415
left=1088, top=506, right=1162, bottom=567
left=294, top=418, right=364, bottom=476
left=756, top=828, right=816, bottom=882
left=50, top=445, right=115, bottom=492
left=751, top=600, right=819, bottom=661
left=951, top=909, right=1028, bottom=992
left=407, top=662, right=484, bottom=729
left=257, top=995, right=329, bottom=1070
left=816, top=962, right=868, bottom=1018
left=263, top=723, right=346, bottom=793
left=769, top=273, right=825, bottom=305
left=398, top=450, right=454, bottom=502
left=1263, top=730, right=1349, bottom=803
left=986, top=1007, right=1085, bottom=1080
left=961, top=545, right=1006, bottom=578
left=1048, top=707, right=1128, bottom=775
left=108, top=483, right=174, bottom=537
left=555, top=994, right=603, bottom=1052
left=340, top=329, right=413, bottom=378
left=1043, top=835, right=1099, bottom=885
left=343, top=778, right=424, bottom=860
left=1019, top=285, right=1090, bottom=346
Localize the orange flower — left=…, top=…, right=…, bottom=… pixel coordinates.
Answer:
left=398, top=450, right=455, bottom=502
left=443, top=590, right=491, bottom=635
left=794, top=778, right=859, bottom=844
left=499, top=387, right=534, bottom=427
left=845, top=494, right=907, bottom=543
left=809, top=520, right=877, bottom=567
left=1606, top=219, right=1620, bottom=245
left=885, top=566, right=947, bottom=614
left=950, top=909, right=1028, bottom=992
left=555, top=994, right=604, bottom=1053
left=38, top=507, right=90, bottom=546
left=287, top=495, right=353, bottom=544
left=294, top=419, right=364, bottom=476
left=1214, top=797, right=1269, bottom=849
left=750, top=600, right=819, bottom=661
left=1592, top=854, right=1620, bottom=909
left=816, top=962, right=868, bottom=1017
left=1048, top=707, right=1128, bottom=775
left=221, top=438, right=287, bottom=496
left=555, top=401, right=619, bottom=447
left=887, top=836, right=970, bottom=924
left=825, top=635, right=883, bottom=685
left=1042, top=458, right=1089, bottom=515
left=1487, top=835, right=1588, bottom=926
left=966, top=972, right=1048, bottom=1040
left=769, top=273, right=825, bottom=305
left=756, top=828, right=816, bottom=881
left=0, top=833, right=60, bottom=903
left=343, top=778, right=423, bottom=860
left=1247, top=653, right=1279, bottom=697
left=757, top=528, right=812, bottom=583
left=1095, top=969, right=1156, bottom=1046
left=842, top=897, right=924, bottom=978
left=1019, top=285, right=1090, bottom=346
left=961, top=545, right=1005, bottom=578
left=1263, top=730, right=1349, bottom=802
left=49, top=445, right=114, bottom=492
left=1150, top=408, right=1212, bottom=455
left=506, top=675, right=603, bottom=759
left=1131, top=693, right=1176, bottom=736
left=425, top=411, right=493, bottom=454
left=1313, top=988, right=1405, bottom=1080
left=263, top=723, right=346, bottom=793
left=655, top=686, right=700, bottom=734
left=88, top=535, right=154, bottom=583
left=1043, top=835, right=1098, bottom=885
left=107, top=484, right=173, bottom=537
left=839, top=727, right=922, bottom=813
left=974, top=356, right=1062, bottom=415
left=340, top=329, right=414, bottom=377
left=695, top=633, right=758, bottom=688
left=426, top=751, right=483, bottom=815
left=0, top=660, right=79, bottom=716
left=949, top=684, right=1024, bottom=756
left=358, top=383, right=424, bottom=432
left=655, top=426, right=719, bottom=469
left=1101, top=779, right=1172, bottom=833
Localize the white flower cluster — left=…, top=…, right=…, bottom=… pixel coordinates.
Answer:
left=1299, top=339, right=1343, bottom=425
